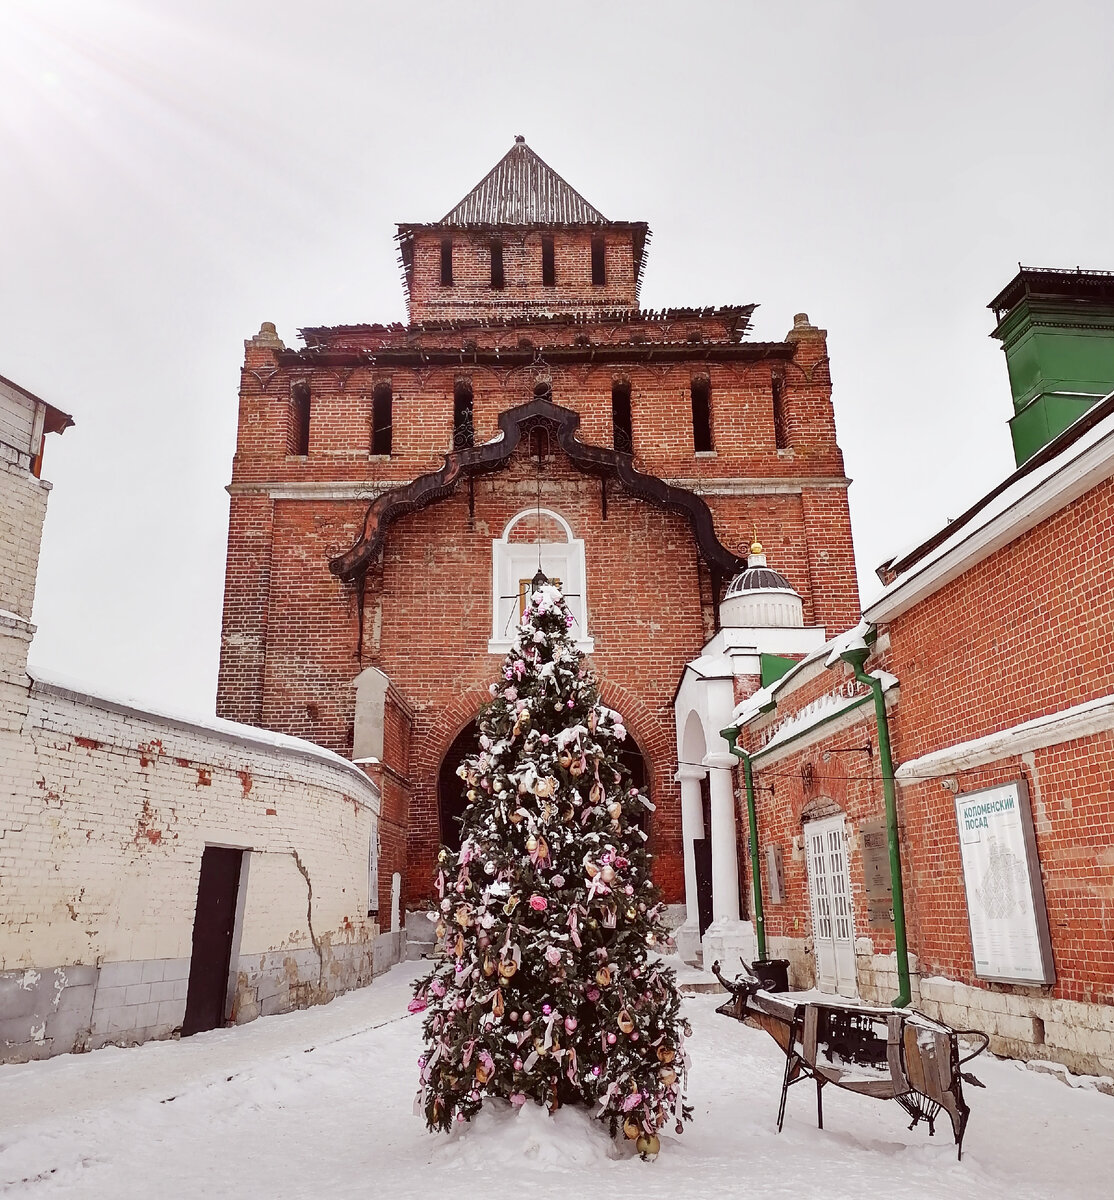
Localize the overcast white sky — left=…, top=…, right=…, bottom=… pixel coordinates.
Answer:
left=3, top=0, right=1112, bottom=716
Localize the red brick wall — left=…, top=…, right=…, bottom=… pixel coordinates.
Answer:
left=886, top=479, right=1114, bottom=758
left=407, top=228, right=639, bottom=321
left=218, top=288, right=859, bottom=914
left=879, top=477, right=1114, bottom=1004
left=740, top=659, right=897, bottom=962
left=735, top=477, right=1114, bottom=1007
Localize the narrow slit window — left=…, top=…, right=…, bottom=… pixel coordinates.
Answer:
left=372, top=382, right=393, bottom=456
left=541, top=236, right=556, bottom=287
left=528, top=426, right=552, bottom=461
left=453, top=378, right=474, bottom=449
left=612, top=380, right=633, bottom=453
left=490, top=238, right=505, bottom=290
left=591, top=235, right=606, bottom=286
left=440, top=238, right=453, bottom=286
left=772, top=375, right=789, bottom=449
left=289, top=382, right=310, bottom=456
left=691, top=375, right=713, bottom=452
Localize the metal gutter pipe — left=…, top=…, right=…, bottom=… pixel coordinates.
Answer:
left=840, top=646, right=912, bottom=1008
left=719, top=724, right=767, bottom=962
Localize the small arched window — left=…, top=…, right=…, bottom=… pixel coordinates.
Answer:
left=612, top=379, right=633, bottom=453
left=371, top=382, right=393, bottom=456
left=453, top=378, right=474, bottom=450
left=289, top=382, right=311, bottom=456
left=691, top=374, right=713, bottom=453
left=489, top=508, right=592, bottom=654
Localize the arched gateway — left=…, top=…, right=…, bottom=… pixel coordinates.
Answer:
left=438, top=715, right=650, bottom=854
left=216, top=137, right=861, bottom=977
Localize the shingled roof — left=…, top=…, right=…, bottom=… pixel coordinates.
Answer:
left=440, top=136, right=608, bottom=225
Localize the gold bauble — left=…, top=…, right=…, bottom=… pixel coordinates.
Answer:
left=595, top=966, right=611, bottom=987
left=498, top=959, right=518, bottom=979
left=482, top=956, right=496, bottom=977
left=626, top=907, right=637, bottom=920
left=607, top=801, right=622, bottom=820
left=617, top=1009, right=635, bottom=1034
left=656, top=1046, right=675, bottom=1064
left=660, top=1067, right=677, bottom=1086
left=435, top=922, right=446, bottom=939
left=438, top=849, right=448, bottom=863
left=584, top=859, right=599, bottom=878
left=475, top=1064, right=490, bottom=1084
left=636, top=1133, right=660, bottom=1159
left=600, top=864, right=615, bottom=883
left=623, top=1119, right=640, bottom=1141
left=558, top=749, right=573, bottom=769
left=526, top=835, right=538, bottom=853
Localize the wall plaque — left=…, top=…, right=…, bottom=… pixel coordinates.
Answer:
left=859, top=815, right=893, bottom=928
left=955, top=780, right=1055, bottom=986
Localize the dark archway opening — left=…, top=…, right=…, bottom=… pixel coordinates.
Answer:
left=438, top=720, right=484, bottom=854
left=438, top=718, right=650, bottom=852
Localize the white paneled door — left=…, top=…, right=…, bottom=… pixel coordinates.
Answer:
left=805, top=815, right=857, bottom=996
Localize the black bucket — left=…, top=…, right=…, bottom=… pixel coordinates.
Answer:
left=750, top=958, right=790, bottom=993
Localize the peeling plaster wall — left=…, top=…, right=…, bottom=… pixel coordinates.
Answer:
left=0, top=681, right=390, bottom=1063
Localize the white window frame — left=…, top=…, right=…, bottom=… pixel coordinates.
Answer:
left=488, top=508, right=593, bottom=655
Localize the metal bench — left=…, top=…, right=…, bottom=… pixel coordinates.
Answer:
left=712, top=961, right=989, bottom=1159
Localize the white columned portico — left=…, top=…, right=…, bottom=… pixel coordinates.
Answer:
left=704, top=752, right=741, bottom=923
left=675, top=764, right=707, bottom=930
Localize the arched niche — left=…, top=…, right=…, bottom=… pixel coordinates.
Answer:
left=488, top=507, right=592, bottom=655
left=435, top=716, right=649, bottom=852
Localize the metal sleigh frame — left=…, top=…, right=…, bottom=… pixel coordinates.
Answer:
left=712, top=962, right=990, bottom=1160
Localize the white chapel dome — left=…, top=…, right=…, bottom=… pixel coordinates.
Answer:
left=720, top=540, right=804, bottom=629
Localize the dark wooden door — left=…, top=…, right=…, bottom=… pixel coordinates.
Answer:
left=182, top=847, right=243, bottom=1036
left=693, top=838, right=714, bottom=937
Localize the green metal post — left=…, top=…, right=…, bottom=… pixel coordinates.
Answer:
left=720, top=724, right=767, bottom=962
left=840, top=647, right=911, bottom=1008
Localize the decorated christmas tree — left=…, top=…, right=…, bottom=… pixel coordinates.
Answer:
left=411, top=575, right=691, bottom=1158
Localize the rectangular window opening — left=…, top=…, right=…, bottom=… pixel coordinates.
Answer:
left=611, top=380, right=633, bottom=453
left=453, top=378, right=474, bottom=450
left=289, top=382, right=310, bottom=456
left=691, top=375, right=713, bottom=452
left=490, top=238, right=504, bottom=290
left=372, top=382, right=393, bottom=456
left=772, top=375, right=789, bottom=449
left=440, top=238, right=453, bottom=286
left=541, top=236, right=556, bottom=287
left=591, top=235, right=606, bottom=286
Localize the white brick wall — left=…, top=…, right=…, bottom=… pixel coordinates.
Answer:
left=0, top=675, right=385, bottom=1060
left=0, top=448, right=49, bottom=622
left=0, top=393, right=401, bottom=1064
left=1, top=681, right=381, bottom=971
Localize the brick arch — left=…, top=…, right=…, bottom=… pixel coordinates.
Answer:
left=800, top=795, right=845, bottom=825
left=412, top=683, right=494, bottom=789
left=595, top=673, right=684, bottom=904
left=594, top=675, right=674, bottom=782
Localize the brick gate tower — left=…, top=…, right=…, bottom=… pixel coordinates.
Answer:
left=216, top=137, right=859, bottom=938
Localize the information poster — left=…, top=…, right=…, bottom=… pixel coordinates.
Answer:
left=955, top=780, right=1055, bottom=985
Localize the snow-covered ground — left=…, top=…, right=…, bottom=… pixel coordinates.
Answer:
left=2, top=962, right=1111, bottom=1199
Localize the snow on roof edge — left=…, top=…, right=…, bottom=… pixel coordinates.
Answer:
left=731, top=619, right=873, bottom=727
left=28, top=663, right=378, bottom=795
left=867, top=394, right=1114, bottom=618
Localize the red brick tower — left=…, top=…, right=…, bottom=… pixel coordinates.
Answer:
left=217, top=137, right=859, bottom=923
